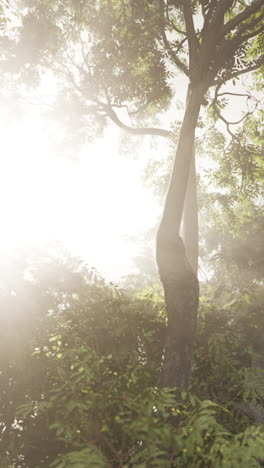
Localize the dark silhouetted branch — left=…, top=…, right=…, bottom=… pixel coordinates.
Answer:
left=210, top=81, right=261, bottom=139
left=164, top=0, right=187, bottom=36
left=161, top=30, right=189, bottom=76
left=213, top=56, right=264, bottom=85
left=223, top=0, right=264, bottom=35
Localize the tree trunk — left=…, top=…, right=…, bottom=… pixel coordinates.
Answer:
left=182, top=84, right=199, bottom=275
left=183, top=152, right=199, bottom=274
left=157, top=86, right=203, bottom=389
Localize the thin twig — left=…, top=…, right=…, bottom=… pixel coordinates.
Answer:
left=213, top=57, right=264, bottom=85
left=217, top=92, right=252, bottom=98
left=161, top=29, right=189, bottom=76
left=210, top=82, right=261, bottom=142
left=164, top=0, right=187, bottom=36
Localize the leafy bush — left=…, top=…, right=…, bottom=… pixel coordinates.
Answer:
left=0, top=250, right=263, bottom=467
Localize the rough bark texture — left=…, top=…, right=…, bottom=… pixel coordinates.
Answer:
left=157, top=87, right=203, bottom=389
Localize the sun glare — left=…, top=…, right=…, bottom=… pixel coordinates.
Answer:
left=0, top=111, right=160, bottom=279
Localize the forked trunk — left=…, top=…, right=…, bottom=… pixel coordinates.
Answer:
left=157, top=86, right=203, bottom=389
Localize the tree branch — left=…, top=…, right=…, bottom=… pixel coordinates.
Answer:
left=210, top=21, right=263, bottom=86
left=217, top=91, right=252, bottom=98
left=199, top=2, right=234, bottom=83
left=213, top=56, right=264, bottom=85
left=183, top=1, right=199, bottom=72
left=210, top=81, right=261, bottom=139
left=203, top=0, right=219, bottom=16
left=127, top=101, right=150, bottom=116
left=163, top=0, right=187, bottom=36
left=80, top=34, right=93, bottom=74
left=48, top=56, right=172, bottom=138
left=100, top=104, right=172, bottom=138
left=223, top=0, right=264, bottom=35
left=174, top=36, right=188, bottom=55
left=161, top=30, right=189, bottom=76
left=200, top=0, right=234, bottom=36
left=234, top=9, right=264, bottom=38
left=220, top=10, right=264, bottom=57
left=241, top=23, right=264, bottom=42
left=207, top=0, right=234, bottom=33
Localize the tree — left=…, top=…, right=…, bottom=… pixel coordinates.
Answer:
left=143, top=98, right=264, bottom=423
left=10, top=0, right=264, bottom=390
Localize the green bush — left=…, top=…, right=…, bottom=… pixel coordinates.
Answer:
left=0, top=251, right=263, bottom=467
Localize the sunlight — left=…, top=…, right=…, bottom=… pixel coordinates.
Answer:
left=0, top=112, right=160, bottom=279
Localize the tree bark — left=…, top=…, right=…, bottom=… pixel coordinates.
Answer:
left=183, top=84, right=199, bottom=274
left=157, top=86, right=203, bottom=389
left=183, top=152, right=199, bottom=274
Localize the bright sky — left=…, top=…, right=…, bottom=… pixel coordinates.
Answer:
left=0, top=45, right=253, bottom=282
left=0, top=106, right=163, bottom=280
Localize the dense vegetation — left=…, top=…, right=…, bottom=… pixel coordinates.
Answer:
left=0, top=237, right=264, bottom=467
left=0, top=1, right=264, bottom=466
left=1, top=119, right=264, bottom=464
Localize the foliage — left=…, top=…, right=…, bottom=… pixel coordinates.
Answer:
left=198, top=109, right=264, bottom=290
left=193, top=295, right=264, bottom=413
left=3, top=0, right=263, bottom=144
left=143, top=100, right=264, bottom=292
left=1, top=2, right=264, bottom=466
left=0, top=249, right=264, bottom=467
left=5, top=0, right=173, bottom=143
